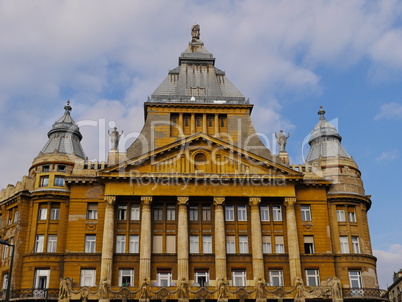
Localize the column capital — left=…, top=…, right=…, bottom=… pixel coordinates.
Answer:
left=104, top=196, right=116, bottom=206
left=249, top=197, right=261, bottom=207
left=213, top=197, right=225, bottom=206
left=177, top=196, right=189, bottom=205
left=141, top=196, right=153, bottom=206
left=284, top=197, right=297, bottom=207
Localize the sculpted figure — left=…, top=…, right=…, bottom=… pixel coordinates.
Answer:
left=191, top=24, right=200, bottom=41
left=108, top=127, right=123, bottom=150
left=275, top=130, right=290, bottom=152
left=217, top=277, right=228, bottom=299
left=100, top=277, right=110, bottom=299
left=255, top=277, right=265, bottom=299
left=59, top=277, right=71, bottom=300
left=294, top=277, right=305, bottom=300
left=179, top=277, right=188, bottom=299
left=139, top=278, right=149, bottom=300
left=329, top=277, right=342, bottom=299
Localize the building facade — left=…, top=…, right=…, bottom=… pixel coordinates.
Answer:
left=0, top=26, right=388, bottom=302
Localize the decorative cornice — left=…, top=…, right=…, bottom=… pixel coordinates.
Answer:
left=177, top=196, right=189, bottom=205
left=284, top=197, right=297, bottom=207
left=141, top=196, right=153, bottom=206
left=213, top=197, right=225, bottom=205
left=104, top=196, right=116, bottom=206
left=249, top=197, right=261, bottom=207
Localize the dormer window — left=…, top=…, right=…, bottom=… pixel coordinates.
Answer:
left=42, top=165, right=50, bottom=172
left=57, top=165, right=66, bottom=172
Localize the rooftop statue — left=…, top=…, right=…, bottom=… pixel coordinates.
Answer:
left=108, top=127, right=123, bottom=150
left=275, top=130, right=290, bottom=152
left=191, top=24, right=200, bottom=42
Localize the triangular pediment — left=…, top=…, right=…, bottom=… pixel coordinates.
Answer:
left=100, top=133, right=302, bottom=180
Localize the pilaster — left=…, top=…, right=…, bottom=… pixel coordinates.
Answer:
left=140, top=196, right=153, bottom=280
left=177, top=196, right=189, bottom=280
left=249, top=197, right=264, bottom=281
left=214, top=197, right=227, bottom=280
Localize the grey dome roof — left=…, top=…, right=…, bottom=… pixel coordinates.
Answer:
left=306, top=106, right=351, bottom=162
left=40, top=101, right=86, bottom=158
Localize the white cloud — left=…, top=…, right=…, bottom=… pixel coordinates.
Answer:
left=375, top=102, right=402, bottom=120
left=375, top=150, right=400, bottom=163
left=374, top=244, right=402, bottom=288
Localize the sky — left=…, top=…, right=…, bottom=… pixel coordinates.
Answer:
left=1, top=0, right=402, bottom=289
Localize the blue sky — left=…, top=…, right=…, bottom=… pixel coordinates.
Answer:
left=1, top=0, right=402, bottom=288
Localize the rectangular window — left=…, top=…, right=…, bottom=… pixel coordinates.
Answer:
left=154, top=206, right=163, bottom=220
left=268, top=270, right=283, bottom=286
left=202, top=205, right=211, bottom=221
left=262, top=236, right=272, bottom=254
left=272, top=205, right=282, bottom=221
left=166, top=235, right=176, bottom=253
left=348, top=211, right=357, bottom=223
left=203, top=235, right=212, bottom=253
left=239, top=236, right=249, bottom=254
left=260, top=205, right=269, bottom=221
left=80, top=269, right=96, bottom=287
left=47, top=235, right=57, bottom=253
left=130, top=205, right=140, bottom=220
left=301, top=205, right=311, bottom=221
left=40, top=176, right=49, bottom=187
left=237, top=205, right=247, bottom=221
left=232, top=270, right=246, bottom=287
left=54, top=176, right=65, bottom=186
left=13, top=210, right=19, bottom=223
left=304, top=236, right=315, bottom=254
left=337, top=209, right=346, bottom=222
left=50, top=207, right=60, bottom=220
left=190, top=236, right=199, bottom=253
left=35, top=235, right=44, bottom=253
left=57, top=165, right=66, bottom=172
left=153, top=235, right=163, bottom=253
left=118, top=205, right=127, bottom=220
left=349, top=270, right=362, bottom=288
left=226, top=236, right=236, bottom=253
left=42, top=165, right=50, bottom=172
left=194, top=269, right=210, bottom=286
left=129, top=235, right=139, bottom=253
left=352, top=236, right=360, bottom=253
left=2, top=273, right=8, bottom=290
left=34, top=269, right=50, bottom=289
left=116, top=235, right=126, bottom=253
left=157, top=269, right=172, bottom=287
left=85, top=234, right=96, bottom=253
left=38, top=208, right=48, bottom=220
left=275, top=236, right=284, bottom=254
left=3, top=244, right=8, bottom=259
left=119, top=269, right=134, bottom=286
left=225, top=205, right=234, bottom=221
left=189, top=206, right=198, bottom=221
left=340, top=236, right=350, bottom=253
left=166, top=205, right=176, bottom=221
left=87, top=203, right=98, bottom=220
left=305, top=269, right=320, bottom=286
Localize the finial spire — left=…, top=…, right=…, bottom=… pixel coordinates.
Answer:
left=318, top=105, right=326, bottom=120
left=64, top=100, right=72, bottom=114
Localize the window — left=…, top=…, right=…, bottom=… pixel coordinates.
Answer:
left=40, top=176, right=49, bottom=187
left=340, top=236, right=350, bottom=253
left=239, top=236, right=249, bottom=253
left=268, top=270, right=283, bottom=286
left=262, top=236, right=272, bottom=254
left=38, top=208, right=47, bottom=220
left=54, top=176, right=65, bottom=186
left=305, top=269, right=320, bottom=286
left=2, top=273, right=8, bottom=290
left=118, top=205, right=127, bottom=220
left=349, top=270, right=362, bottom=288
left=232, top=270, right=246, bottom=286
left=189, top=206, right=198, bottom=221
left=166, top=235, right=176, bottom=253
left=237, top=205, right=247, bottom=221
left=87, top=203, right=98, bottom=220
left=203, top=235, right=212, bottom=253
left=157, top=269, right=172, bottom=287
left=34, top=269, right=50, bottom=289
left=50, top=207, right=60, bottom=220
left=35, top=235, right=44, bottom=253
left=301, top=205, right=311, bottom=221
left=129, top=235, right=139, bottom=253
left=80, top=269, right=96, bottom=286
left=154, top=206, right=163, bottom=220
left=131, top=205, right=140, bottom=220
left=272, top=205, right=282, bottom=221
left=202, top=205, right=211, bottom=221
left=42, top=165, right=50, bottom=172
left=2, top=243, right=9, bottom=259
left=352, top=236, right=360, bottom=253
left=194, top=269, right=210, bottom=286
left=226, top=236, right=235, bottom=253
left=348, top=211, right=357, bottom=223
left=190, top=236, right=199, bottom=253
left=166, top=205, right=176, bottom=221
left=153, top=235, right=163, bottom=253
left=260, top=205, right=269, bottom=221
left=57, top=165, right=66, bottom=172
left=13, top=210, right=19, bottom=223
left=225, top=205, right=234, bottom=221
left=275, top=236, right=284, bottom=253
left=304, top=236, right=315, bottom=254
left=85, top=235, right=96, bottom=253
left=47, top=235, right=57, bottom=253
left=116, top=235, right=126, bottom=253
left=337, top=209, right=346, bottom=222
left=119, top=269, right=134, bottom=286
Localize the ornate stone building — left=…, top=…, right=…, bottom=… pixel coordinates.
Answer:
left=0, top=26, right=388, bottom=302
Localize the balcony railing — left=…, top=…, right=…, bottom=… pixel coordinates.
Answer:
left=0, top=288, right=59, bottom=300
left=343, top=288, right=389, bottom=300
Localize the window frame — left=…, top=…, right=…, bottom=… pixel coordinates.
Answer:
left=87, top=203, right=98, bottom=220
left=272, top=205, right=282, bottom=221
left=85, top=234, right=96, bottom=253
left=47, top=235, right=57, bottom=253
left=305, top=269, right=320, bottom=286
left=225, top=205, right=234, bottom=221
left=80, top=268, right=96, bottom=287
left=260, top=205, right=270, bottom=221
left=203, top=235, right=212, bottom=253
left=237, top=205, right=247, bottom=221
left=232, top=270, right=246, bottom=287
left=239, top=236, right=249, bottom=254
left=35, top=235, right=44, bottom=253
left=119, top=269, right=134, bottom=286
left=301, top=205, right=312, bottom=222
left=116, top=235, right=126, bottom=253
left=268, top=270, right=284, bottom=286
left=129, top=235, right=139, bottom=253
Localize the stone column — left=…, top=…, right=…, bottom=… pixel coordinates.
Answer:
left=249, top=197, right=265, bottom=281
left=202, top=114, right=207, bottom=134
left=139, top=196, right=153, bottom=280
left=190, top=113, right=195, bottom=134
left=214, top=197, right=227, bottom=280
left=214, top=114, right=219, bottom=136
left=284, top=197, right=302, bottom=285
left=179, top=113, right=184, bottom=138
left=177, top=197, right=189, bottom=280
left=100, top=196, right=116, bottom=299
